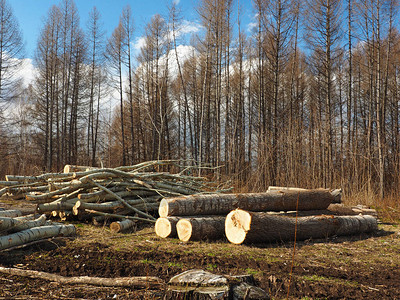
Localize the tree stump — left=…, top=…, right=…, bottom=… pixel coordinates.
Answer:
left=165, top=269, right=269, bottom=300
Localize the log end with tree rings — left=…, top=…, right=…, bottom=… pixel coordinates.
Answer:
left=225, top=209, right=251, bottom=245
left=158, top=198, right=169, bottom=218
left=176, top=219, right=192, bottom=242
left=155, top=217, right=178, bottom=238
left=110, top=219, right=135, bottom=233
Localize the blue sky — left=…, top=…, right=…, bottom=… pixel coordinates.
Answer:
left=10, top=0, right=254, bottom=59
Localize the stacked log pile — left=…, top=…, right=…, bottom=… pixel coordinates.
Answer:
left=0, top=161, right=227, bottom=228
left=0, top=209, right=76, bottom=251
left=155, top=187, right=378, bottom=244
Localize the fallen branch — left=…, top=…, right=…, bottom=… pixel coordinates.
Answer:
left=0, top=267, right=164, bottom=288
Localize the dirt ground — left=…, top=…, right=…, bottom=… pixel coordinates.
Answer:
left=0, top=202, right=400, bottom=299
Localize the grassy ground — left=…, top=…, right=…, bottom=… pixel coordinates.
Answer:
left=0, top=202, right=399, bottom=299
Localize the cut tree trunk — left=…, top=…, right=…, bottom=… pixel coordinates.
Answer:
left=267, top=186, right=342, bottom=203
left=328, top=204, right=378, bottom=216
left=0, top=214, right=47, bottom=233
left=63, top=165, right=98, bottom=173
left=0, top=210, right=22, bottom=218
left=0, top=224, right=76, bottom=251
left=176, top=216, right=226, bottom=242
left=110, top=219, right=136, bottom=233
left=0, top=267, right=164, bottom=288
left=154, top=217, right=180, bottom=238
left=159, top=190, right=334, bottom=217
left=225, top=209, right=378, bottom=244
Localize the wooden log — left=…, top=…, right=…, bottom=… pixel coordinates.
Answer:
left=110, top=219, right=136, bottom=233
left=63, top=165, right=98, bottom=173
left=267, top=186, right=308, bottom=192
left=0, top=266, right=164, bottom=288
left=154, top=217, right=181, bottom=238
left=225, top=209, right=378, bottom=245
left=176, top=216, right=226, bottom=242
left=84, top=209, right=156, bottom=223
left=36, top=199, right=78, bottom=213
left=0, top=181, right=21, bottom=187
left=0, top=214, right=47, bottom=233
left=159, top=190, right=334, bottom=217
left=72, top=197, right=160, bottom=214
left=328, top=204, right=378, bottom=216
left=0, top=224, right=76, bottom=251
left=0, top=210, right=22, bottom=218
left=268, top=186, right=342, bottom=203
left=5, top=175, right=42, bottom=182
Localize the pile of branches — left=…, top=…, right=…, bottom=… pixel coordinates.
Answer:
left=0, top=209, right=76, bottom=251
left=0, top=161, right=228, bottom=228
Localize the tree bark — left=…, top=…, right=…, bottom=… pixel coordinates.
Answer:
left=0, top=224, right=76, bottom=251
left=0, top=210, right=22, bottom=218
left=110, top=219, right=136, bottom=233
left=176, top=216, right=226, bottom=242
left=267, top=186, right=342, bottom=203
left=0, top=214, right=47, bottom=233
left=159, top=190, right=335, bottom=217
left=0, top=267, right=164, bottom=288
left=154, top=217, right=180, bottom=238
left=225, top=209, right=378, bottom=245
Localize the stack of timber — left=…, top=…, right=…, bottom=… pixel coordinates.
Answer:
left=0, top=208, right=76, bottom=251
left=0, top=160, right=227, bottom=228
left=156, top=187, right=379, bottom=244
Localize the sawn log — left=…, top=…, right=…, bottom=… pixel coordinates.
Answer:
left=176, top=216, right=226, bottom=242
left=159, top=189, right=335, bottom=217
left=225, top=209, right=378, bottom=244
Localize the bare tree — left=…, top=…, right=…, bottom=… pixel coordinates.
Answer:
left=106, top=21, right=127, bottom=165
left=86, top=6, right=106, bottom=166
left=0, top=0, right=24, bottom=104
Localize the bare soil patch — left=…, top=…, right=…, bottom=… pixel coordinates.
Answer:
left=0, top=204, right=399, bottom=299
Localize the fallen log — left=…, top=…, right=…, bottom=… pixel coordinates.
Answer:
left=159, top=190, right=335, bottom=217
left=225, top=209, right=378, bottom=244
left=328, top=204, right=378, bottom=216
left=0, top=214, right=47, bottom=233
left=176, top=216, right=226, bottom=242
left=0, top=210, right=22, bottom=218
left=63, top=165, right=98, bottom=173
left=154, top=217, right=181, bottom=238
left=110, top=219, right=136, bottom=233
left=0, top=266, right=164, bottom=288
left=268, top=186, right=342, bottom=203
left=0, top=224, right=76, bottom=251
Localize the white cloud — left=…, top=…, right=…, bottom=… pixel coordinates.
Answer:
left=133, top=36, right=146, bottom=52
left=20, top=58, right=36, bottom=87
left=179, top=20, right=202, bottom=36
left=247, top=22, right=257, bottom=33
left=173, top=0, right=180, bottom=4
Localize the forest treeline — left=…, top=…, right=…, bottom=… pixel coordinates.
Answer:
left=0, top=0, right=399, bottom=200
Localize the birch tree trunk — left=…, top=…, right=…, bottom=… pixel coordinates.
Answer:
left=0, top=224, right=76, bottom=251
